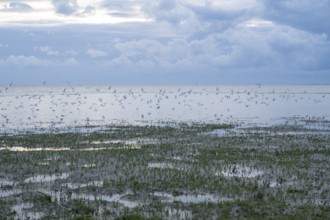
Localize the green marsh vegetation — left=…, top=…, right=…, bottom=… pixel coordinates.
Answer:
left=0, top=121, right=329, bottom=219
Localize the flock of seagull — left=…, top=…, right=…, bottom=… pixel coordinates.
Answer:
left=0, top=83, right=329, bottom=131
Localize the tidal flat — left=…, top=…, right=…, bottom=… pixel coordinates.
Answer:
left=0, top=119, right=330, bottom=219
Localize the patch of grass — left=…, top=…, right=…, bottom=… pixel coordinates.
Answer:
left=70, top=199, right=95, bottom=217
left=116, top=214, right=162, bottom=220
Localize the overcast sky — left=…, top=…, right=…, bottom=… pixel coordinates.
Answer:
left=0, top=0, right=329, bottom=85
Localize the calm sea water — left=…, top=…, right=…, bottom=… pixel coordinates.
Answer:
left=0, top=85, right=329, bottom=132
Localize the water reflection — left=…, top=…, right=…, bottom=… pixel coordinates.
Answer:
left=153, top=192, right=234, bottom=203
left=11, top=203, right=44, bottom=220
left=0, top=85, right=329, bottom=133
left=24, top=173, right=69, bottom=183
left=217, top=165, right=264, bottom=178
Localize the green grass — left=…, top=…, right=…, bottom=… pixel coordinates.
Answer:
left=0, top=122, right=329, bottom=219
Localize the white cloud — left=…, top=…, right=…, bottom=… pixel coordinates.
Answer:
left=65, top=50, right=78, bottom=56
left=1, top=1, right=33, bottom=12
left=86, top=49, right=107, bottom=58
left=0, top=54, right=78, bottom=68
left=0, top=55, right=47, bottom=67
left=35, top=46, right=59, bottom=56
left=65, top=57, right=78, bottom=65
left=52, top=0, right=78, bottom=15
left=0, top=0, right=149, bottom=27
left=244, top=18, right=274, bottom=28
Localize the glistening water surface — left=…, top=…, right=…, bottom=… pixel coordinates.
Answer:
left=0, top=85, right=329, bottom=132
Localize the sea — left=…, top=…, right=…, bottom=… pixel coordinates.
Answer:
left=0, top=85, right=329, bottom=133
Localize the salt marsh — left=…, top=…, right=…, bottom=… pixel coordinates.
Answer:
left=0, top=85, right=329, bottom=219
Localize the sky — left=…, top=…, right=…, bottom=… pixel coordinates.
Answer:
left=0, top=0, right=329, bottom=85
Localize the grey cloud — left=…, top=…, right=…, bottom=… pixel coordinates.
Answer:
left=102, top=0, right=143, bottom=19
left=52, top=0, right=78, bottom=15
left=1, top=0, right=329, bottom=84
left=102, top=0, right=139, bottom=8
left=109, top=21, right=330, bottom=71
left=143, top=0, right=190, bottom=24
left=101, top=0, right=141, bottom=13
left=2, top=1, right=32, bottom=12
left=262, top=0, right=330, bottom=35
left=109, top=12, right=138, bottom=18
left=86, top=49, right=107, bottom=58
left=35, top=46, right=60, bottom=56
left=189, top=6, right=244, bottom=21
left=79, top=6, right=95, bottom=16
left=141, top=0, right=207, bottom=37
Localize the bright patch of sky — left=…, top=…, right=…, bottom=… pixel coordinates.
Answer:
left=0, top=0, right=149, bottom=26
left=0, top=0, right=329, bottom=85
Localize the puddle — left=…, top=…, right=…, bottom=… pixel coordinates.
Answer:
left=171, top=156, right=183, bottom=161
left=43, top=156, right=60, bottom=161
left=0, top=179, right=16, bottom=187
left=217, top=165, right=264, bottom=178
left=116, top=145, right=142, bottom=149
left=0, top=178, right=20, bottom=198
left=147, top=162, right=175, bottom=169
left=204, top=129, right=230, bottom=136
left=38, top=189, right=141, bottom=208
left=259, top=179, right=297, bottom=188
left=82, top=138, right=158, bottom=145
left=92, top=194, right=141, bottom=208
left=78, top=147, right=108, bottom=151
left=24, top=173, right=69, bottom=183
left=205, top=127, right=330, bottom=137
left=37, top=162, right=50, bottom=166
left=0, top=189, right=22, bottom=198
left=275, top=131, right=330, bottom=135
left=62, top=181, right=103, bottom=189
left=4, top=146, right=70, bottom=152
left=12, top=203, right=44, bottom=220
left=203, top=128, right=248, bottom=137
left=78, top=145, right=141, bottom=151
left=81, top=164, right=97, bottom=168
left=164, top=207, right=193, bottom=220
left=153, top=192, right=234, bottom=204
left=304, top=124, right=330, bottom=131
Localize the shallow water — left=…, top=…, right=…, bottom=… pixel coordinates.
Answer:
left=38, top=189, right=141, bottom=208
left=153, top=192, right=234, bottom=203
left=0, top=189, right=21, bottom=198
left=11, top=203, right=44, bottom=220
left=0, top=179, right=16, bottom=187
left=23, top=173, right=69, bottom=183
left=2, top=146, right=71, bottom=152
left=62, top=181, right=103, bottom=189
left=217, top=165, right=264, bottom=178
left=0, top=85, right=329, bottom=133
left=147, top=162, right=175, bottom=169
